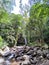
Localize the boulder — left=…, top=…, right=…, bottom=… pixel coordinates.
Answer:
left=0, top=46, right=10, bottom=56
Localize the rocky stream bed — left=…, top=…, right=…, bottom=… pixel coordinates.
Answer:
left=0, top=46, right=49, bottom=65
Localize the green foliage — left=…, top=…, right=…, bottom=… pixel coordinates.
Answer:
left=0, top=0, right=49, bottom=47
left=26, top=3, right=49, bottom=44
left=0, top=36, right=3, bottom=42
left=10, top=14, right=22, bottom=30
left=0, top=8, right=23, bottom=47
left=0, top=36, right=8, bottom=48
left=43, top=20, right=49, bottom=45
left=0, top=23, right=15, bottom=47
left=0, top=8, right=11, bottom=24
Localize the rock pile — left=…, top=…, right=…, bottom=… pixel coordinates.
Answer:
left=0, top=46, right=49, bottom=65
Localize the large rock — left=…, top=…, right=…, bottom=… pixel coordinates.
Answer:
left=20, top=55, right=31, bottom=65
left=0, top=46, right=10, bottom=56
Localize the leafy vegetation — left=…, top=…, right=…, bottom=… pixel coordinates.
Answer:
left=0, top=0, right=49, bottom=48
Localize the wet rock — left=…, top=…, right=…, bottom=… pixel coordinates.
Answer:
left=33, top=46, right=40, bottom=51
left=5, top=60, right=11, bottom=65
left=32, top=52, right=37, bottom=57
left=46, top=54, right=49, bottom=59
left=1, top=46, right=49, bottom=65
left=42, top=49, right=49, bottom=58
left=43, top=49, right=49, bottom=55
left=38, top=56, right=43, bottom=60
left=20, top=55, right=31, bottom=65
left=8, top=54, right=15, bottom=60
left=37, top=50, right=42, bottom=55
left=24, top=46, right=31, bottom=53
left=0, top=46, right=10, bottom=57
left=40, top=60, right=49, bottom=65
left=11, top=61, right=20, bottom=65
left=16, top=56, right=25, bottom=61
left=30, top=59, right=37, bottom=64
left=0, top=57, right=5, bottom=64
left=26, top=50, right=33, bottom=55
